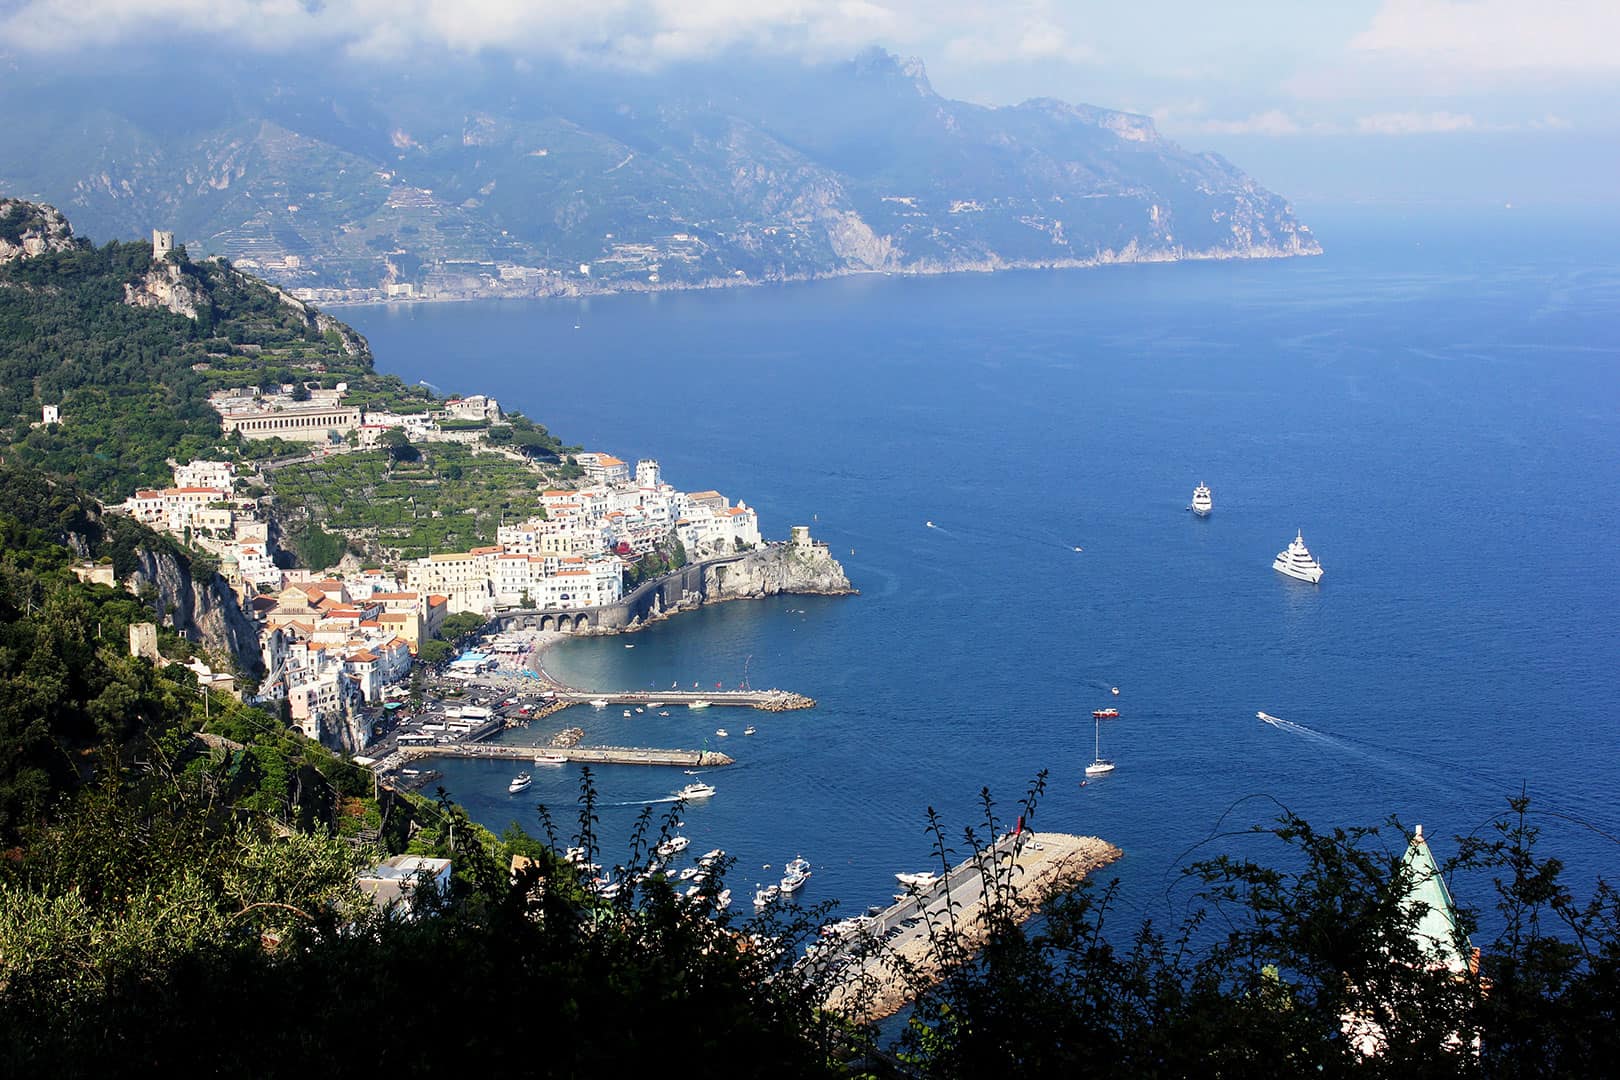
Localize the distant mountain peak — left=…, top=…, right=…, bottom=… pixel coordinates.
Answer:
left=849, top=47, right=934, bottom=96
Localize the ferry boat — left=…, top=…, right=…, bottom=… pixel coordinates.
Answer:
left=589, top=698, right=609, bottom=708
left=1092, top=707, right=1119, bottom=720
left=676, top=782, right=717, bottom=800
left=533, top=753, right=568, bottom=766
left=507, top=772, right=532, bottom=794
left=689, top=700, right=712, bottom=710
left=1190, top=483, right=1213, bottom=517
left=1272, top=529, right=1325, bottom=584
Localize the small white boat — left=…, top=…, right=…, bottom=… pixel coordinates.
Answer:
left=925, top=520, right=935, bottom=528
left=1273, top=529, right=1325, bottom=584
left=635, top=706, right=644, bottom=713
left=622, top=709, right=632, bottom=718
left=648, top=702, right=664, bottom=709
left=507, top=772, right=532, bottom=794
left=715, top=888, right=732, bottom=910
left=786, top=856, right=811, bottom=877
left=1111, top=687, right=1120, bottom=696
left=589, top=698, right=609, bottom=708
left=624, top=643, right=635, bottom=648
left=780, top=870, right=808, bottom=894
left=657, top=835, right=690, bottom=857
left=533, top=753, right=567, bottom=766
left=698, top=848, right=724, bottom=864
left=743, top=725, right=756, bottom=735
left=754, top=885, right=780, bottom=908
left=689, top=700, right=712, bottom=710
left=678, top=866, right=701, bottom=881
left=895, top=871, right=939, bottom=888
left=676, top=782, right=717, bottom=800
left=659, top=710, right=670, bottom=716
left=715, top=728, right=729, bottom=737
left=1073, top=546, right=1083, bottom=552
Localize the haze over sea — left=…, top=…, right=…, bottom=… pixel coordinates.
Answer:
left=347, top=206, right=1620, bottom=926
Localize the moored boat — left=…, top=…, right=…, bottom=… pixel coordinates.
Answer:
left=1272, top=529, right=1325, bottom=584
left=689, top=700, right=712, bottom=710
left=1191, top=483, right=1213, bottom=517
left=533, top=753, right=568, bottom=765
left=896, top=871, right=939, bottom=888
left=1093, top=707, right=1119, bottom=719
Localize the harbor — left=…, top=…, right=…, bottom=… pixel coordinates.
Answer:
left=394, top=742, right=734, bottom=768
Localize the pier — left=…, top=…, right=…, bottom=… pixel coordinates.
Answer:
left=548, top=688, right=814, bottom=712
left=393, top=743, right=734, bottom=768
left=815, top=831, right=1122, bottom=1022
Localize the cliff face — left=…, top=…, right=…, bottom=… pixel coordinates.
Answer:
left=704, top=542, right=856, bottom=601
left=123, top=258, right=204, bottom=319
left=124, top=546, right=264, bottom=675
left=0, top=198, right=78, bottom=264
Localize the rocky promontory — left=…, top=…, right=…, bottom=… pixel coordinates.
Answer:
left=705, top=540, right=856, bottom=601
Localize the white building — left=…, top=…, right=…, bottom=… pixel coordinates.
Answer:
left=174, top=459, right=235, bottom=491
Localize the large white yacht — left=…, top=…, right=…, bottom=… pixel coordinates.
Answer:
left=1190, top=483, right=1213, bottom=517
left=1273, top=530, right=1325, bottom=583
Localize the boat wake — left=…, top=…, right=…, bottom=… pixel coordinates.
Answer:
left=603, top=796, right=684, bottom=807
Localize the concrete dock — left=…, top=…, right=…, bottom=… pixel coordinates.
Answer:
left=816, top=831, right=1122, bottom=1022
left=396, top=743, right=734, bottom=768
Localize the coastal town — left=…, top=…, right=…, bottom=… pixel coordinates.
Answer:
left=99, top=376, right=778, bottom=753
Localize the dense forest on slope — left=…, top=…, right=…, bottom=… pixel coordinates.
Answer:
left=0, top=199, right=566, bottom=508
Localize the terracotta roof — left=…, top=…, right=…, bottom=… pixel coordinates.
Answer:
left=348, top=651, right=379, bottom=664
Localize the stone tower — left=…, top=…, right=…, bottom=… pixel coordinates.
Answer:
left=152, top=229, right=176, bottom=259
left=129, top=622, right=160, bottom=663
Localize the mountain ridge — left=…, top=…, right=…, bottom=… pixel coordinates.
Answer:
left=0, top=49, right=1319, bottom=302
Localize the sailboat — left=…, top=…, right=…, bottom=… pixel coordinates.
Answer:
left=1084, top=712, right=1116, bottom=776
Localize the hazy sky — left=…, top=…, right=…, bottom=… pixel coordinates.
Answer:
left=1, top=0, right=1615, bottom=140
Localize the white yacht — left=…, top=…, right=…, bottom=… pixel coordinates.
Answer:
left=1085, top=712, right=1115, bottom=776
left=507, top=772, right=533, bottom=794
left=657, top=835, right=690, bottom=857
left=754, top=884, right=780, bottom=908
left=676, top=781, right=717, bottom=800
left=689, top=700, right=711, bottom=710
left=715, top=888, right=732, bottom=910
left=1272, top=529, right=1325, bottom=584
left=589, top=698, right=609, bottom=708
left=779, top=869, right=808, bottom=894
left=895, top=871, right=939, bottom=889
left=533, top=753, right=568, bottom=766
left=785, top=856, right=811, bottom=877
left=1191, top=483, right=1213, bottom=517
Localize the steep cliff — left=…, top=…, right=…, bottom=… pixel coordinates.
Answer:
left=122, top=546, right=264, bottom=676
left=0, top=198, right=79, bottom=264
left=704, top=542, right=856, bottom=601
left=123, top=257, right=205, bottom=319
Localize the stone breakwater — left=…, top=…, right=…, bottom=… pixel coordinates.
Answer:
left=822, top=832, right=1123, bottom=1023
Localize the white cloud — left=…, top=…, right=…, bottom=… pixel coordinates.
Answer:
left=0, top=0, right=903, bottom=63
left=1350, top=0, right=1620, bottom=74
left=1354, top=110, right=1475, bottom=135
left=1196, top=109, right=1306, bottom=137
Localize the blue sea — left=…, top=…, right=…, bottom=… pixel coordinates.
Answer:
left=346, top=206, right=1620, bottom=930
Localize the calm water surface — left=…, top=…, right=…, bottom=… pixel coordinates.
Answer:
left=347, top=207, right=1620, bottom=927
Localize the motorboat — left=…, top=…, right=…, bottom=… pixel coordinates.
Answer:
left=507, top=772, right=533, bottom=794
left=689, top=700, right=712, bottom=710
left=657, top=835, right=690, bottom=857
left=754, top=884, right=780, bottom=908
left=533, top=753, right=568, bottom=766
left=925, top=520, right=935, bottom=528
left=715, top=728, right=729, bottom=738
left=589, top=698, right=609, bottom=708
left=622, top=709, right=632, bottom=718
left=786, top=856, right=811, bottom=877
left=715, top=889, right=732, bottom=910
left=678, top=866, right=701, bottom=881
left=779, top=869, right=808, bottom=894
left=659, top=711, right=670, bottom=717
left=1093, top=707, right=1119, bottom=719
left=635, top=707, right=644, bottom=713
left=743, top=725, right=757, bottom=736
left=1272, top=529, right=1325, bottom=583
left=1191, top=483, right=1213, bottom=517
left=648, top=701, right=664, bottom=709
left=895, top=871, right=939, bottom=888
left=1111, top=687, right=1120, bottom=696
left=676, top=782, right=717, bottom=800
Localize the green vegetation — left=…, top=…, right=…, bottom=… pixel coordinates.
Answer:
left=269, top=444, right=551, bottom=559
left=0, top=237, right=371, bottom=498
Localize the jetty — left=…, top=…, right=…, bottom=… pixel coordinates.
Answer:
left=393, top=743, right=734, bottom=768
left=815, top=831, right=1121, bottom=1022
left=550, top=688, right=813, bottom=712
